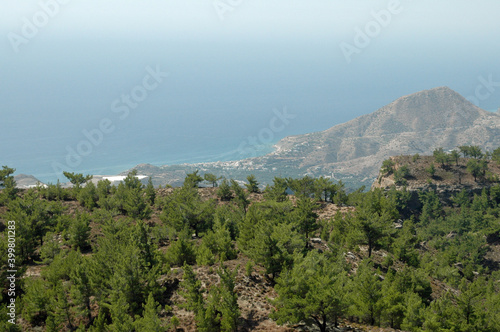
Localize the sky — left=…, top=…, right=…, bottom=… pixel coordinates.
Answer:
left=1, top=0, right=500, bottom=182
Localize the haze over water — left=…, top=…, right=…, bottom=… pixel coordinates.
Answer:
left=1, top=0, right=499, bottom=183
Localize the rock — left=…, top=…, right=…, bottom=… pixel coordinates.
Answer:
left=394, top=222, right=403, bottom=229
left=346, top=252, right=357, bottom=260
left=310, top=237, right=322, bottom=244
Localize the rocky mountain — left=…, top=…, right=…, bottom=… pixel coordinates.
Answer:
left=129, top=87, right=500, bottom=189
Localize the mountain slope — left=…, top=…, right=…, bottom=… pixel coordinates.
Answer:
left=129, top=87, right=500, bottom=188
left=259, top=87, right=500, bottom=179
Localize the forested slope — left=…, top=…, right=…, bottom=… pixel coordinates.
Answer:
left=0, top=165, right=500, bottom=331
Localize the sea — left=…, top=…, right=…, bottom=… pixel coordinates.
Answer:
left=2, top=40, right=499, bottom=184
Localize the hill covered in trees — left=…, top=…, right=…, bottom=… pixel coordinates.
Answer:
left=1, top=164, right=500, bottom=331
left=374, top=145, right=500, bottom=193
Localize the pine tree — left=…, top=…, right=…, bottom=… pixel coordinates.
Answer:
left=77, top=181, right=98, bottom=210
left=70, top=257, right=93, bottom=323
left=426, top=163, right=436, bottom=178
left=272, top=251, right=350, bottom=332
left=455, top=278, right=483, bottom=328
left=0, top=166, right=17, bottom=204
left=204, top=173, right=221, bottom=187
left=493, top=146, right=500, bottom=164
left=292, top=197, right=319, bottom=242
left=217, top=179, right=233, bottom=201
left=88, top=308, right=107, bottom=332
left=380, top=273, right=405, bottom=329
left=165, top=235, right=197, bottom=267
left=134, top=293, right=164, bottom=331
left=180, top=263, right=240, bottom=331
left=433, top=147, right=450, bottom=167
left=209, top=265, right=240, bottom=331
left=108, top=291, right=134, bottom=332
left=68, top=212, right=91, bottom=251
left=246, top=221, right=304, bottom=280
left=351, top=260, right=383, bottom=326
left=245, top=174, right=260, bottom=193
left=314, top=176, right=333, bottom=201
left=451, top=149, right=460, bottom=165
left=179, top=263, right=205, bottom=325
left=124, top=186, right=152, bottom=219
left=52, top=282, right=74, bottom=331
left=287, top=176, right=315, bottom=198
left=263, top=177, right=288, bottom=202
left=63, top=171, right=93, bottom=194
left=184, top=170, right=204, bottom=188
left=123, top=169, right=143, bottom=190
left=467, top=159, right=481, bottom=181
left=381, top=159, right=395, bottom=175
left=145, top=177, right=156, bottom=205
left=231, top=179, right=250, bottom=212
left=161, top=186, right=216, bottom=236
left=352, top=190, right=396, bottom=257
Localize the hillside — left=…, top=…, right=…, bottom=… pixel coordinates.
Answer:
left=127, top=87, right=500, bottom=189
left=2, top=170, right=500, bottom=331
left=373, top=155, right=500, bottom=191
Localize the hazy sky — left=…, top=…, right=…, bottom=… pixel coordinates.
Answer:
left=2, top=1, right=499, bottom=42
left=1, top=0, right=500, bottom=181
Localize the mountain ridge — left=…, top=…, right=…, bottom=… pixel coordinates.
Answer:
left=127, top=87, right=500, bottom=188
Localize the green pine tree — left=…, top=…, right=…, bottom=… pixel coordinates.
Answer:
left=272, top=251, right=350, bottom=331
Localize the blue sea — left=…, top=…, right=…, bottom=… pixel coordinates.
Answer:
left=2, top=39, right=499, bottom=184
